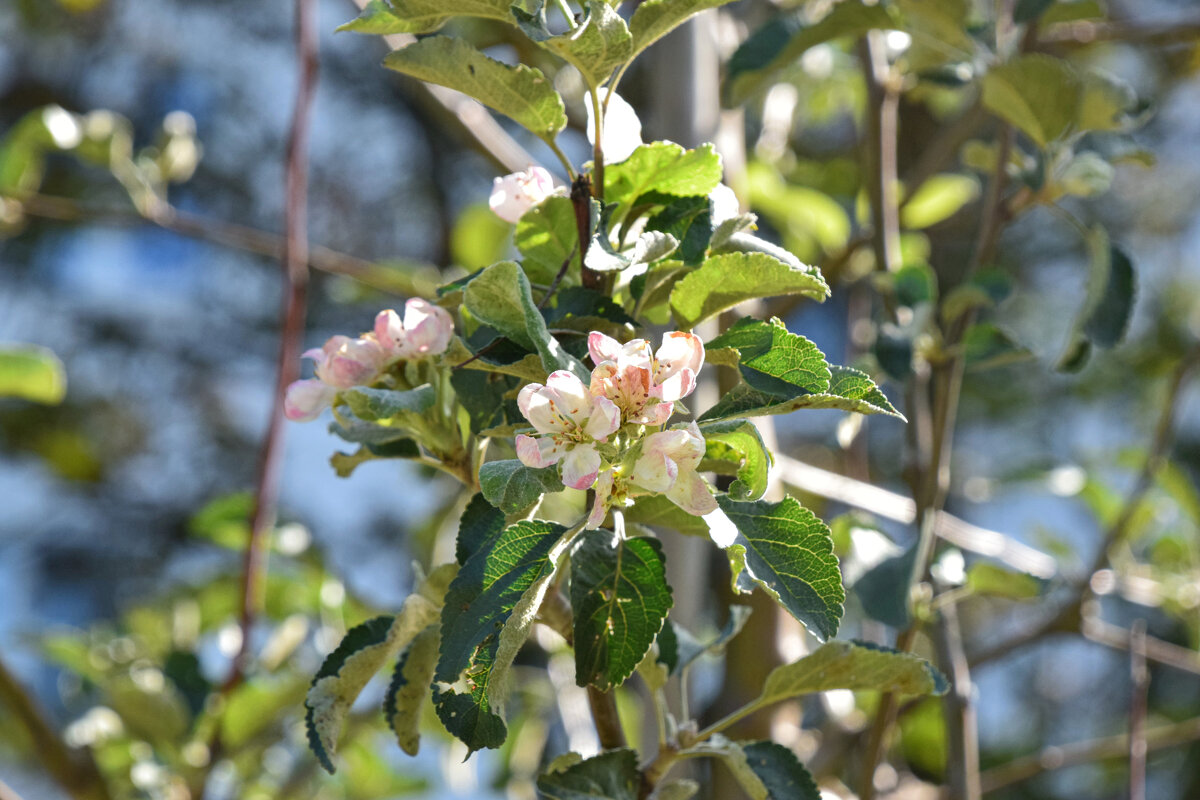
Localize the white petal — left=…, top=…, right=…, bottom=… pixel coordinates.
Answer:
left=587, top=471, right=615, bottom=530
left=283, top=379, right=335, bottom=422
left=632, top=450, right=678, bottom=493
left=585, top=89, right=644, bottom=164
left=585, top=396, right=622, bottom=441
left=402, top=299, right=454, bottom=356
left=703, top=506, right=739, bottom=548
left=667, top=471, right=718, bottom=516
left=587, top=331, right=624, bottom=366
left=546, top=370, right=591, bottom=425
left=561, top=445, right=601, bottom=490
left=523, top=388, right=572, bottom=434
left=516, top=434, right=565, bottom=468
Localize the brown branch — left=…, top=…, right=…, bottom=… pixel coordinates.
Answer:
left=587, top=686, right=627, bottom=750
left=0, top=655, right=110, bottom=800
left=979, top=716, right=1200, bottom=794
left=858, top=33, right=902, bottom=278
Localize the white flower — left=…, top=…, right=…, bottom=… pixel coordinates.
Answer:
left=515, top=370, right=622, bottom=490
left=374, top=298, right=454, bottom=360
left=489, top=166, right=556, bottom=223
left=584, top=89, right=644, bottom=164
left=587, top=330, right=705, bottom=424
left=631, top=422, right=717, bottom=517
left=284, top=379, right=337, bottom=422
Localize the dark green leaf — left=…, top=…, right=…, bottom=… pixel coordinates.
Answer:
left=479, top=459, right=564, bottom=514
left=717, top=496, right=844, bottom=641
left=1013, top=0, right=1055, bottom=23
left=670, top=253, right=828, bottom=328
left=571, top=533, right=673, bottom=690
left=706, top=316, right=830, bottom=396
left=855, top=543, right=917, bottom=628
left=963, top=323, right=1033, bottom=371
left=742, top=741, right=821, bottom=800
left=646, top=194, right=712, bottom=265
left=385, top=624, right=440, bottom=755
left=383, top=37, right=566, bottom=142
left=452, top=369, right=521, bottom=434
left=537, top=748, right=640, bottom=800
left=665, top=604, right=752, bottom=675
left=456, top=493, right=507, bottom=565
left=341, top=385, right=436, bottom=422
left=330, top=440, right=421, bottom=477
left=699, top=419, right=772, bottom=501
left=1056, top=229, right=1136, bottom=371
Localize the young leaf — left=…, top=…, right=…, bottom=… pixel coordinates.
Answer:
left=341, top=385, right=436, bottom=422
left=757, top=641, right=947, bottom=706
left=699, top=419, right=772, bottom=501
left=537, top=748, right=640, bottom=800
left=336, top=0, right=447, bottom=34
left=717, top=496, right=844, bottom=641
left=701, top=367, right=902, bottom=422
left=855, top=543, right=918, bottom=628
left=662, top=604, right=752, bottom=675
left=515, top=196, right=579, bottom=286
left=706, top=316, right=830, bottom=396
left=571, top=533, right=673, bottom=690
left=384, top=623, right=440, bottom=756
left=435, top=520, right=566, bottom=750
left=383, top=37, right=566, bottom=142
left=517, top=0, right=632, bottom=90
left=305, top=563, right=457, bottom=772
left=966, top=562, right=1042, bottom=600
left=628, top=0, right=740, bottom=63
left=391, top=0, right=514, bottom=27
left=605, top=142, right=723, bottom=206
left=1056, top=228, right=1136, bottom=371
left=330, top=440, right=421, bottom=478
left=982, top=54, right=1079, bottom=147
left=478, top=459, right=564, bottom=514
left=741, top=741, right=822, bottom=800
left=0, top=344, right=66, bottom=404
left=670, top=253, right=829, bottom=328
left=464, top=260, right=589, bottom=381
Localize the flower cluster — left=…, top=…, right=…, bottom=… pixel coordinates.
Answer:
left=284, top=298, right=453, bottom=422
left=515, top=330, right=716, bottom=528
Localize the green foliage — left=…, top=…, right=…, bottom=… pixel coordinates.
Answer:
left=571, top=532, right=672, bottom=690
left=0, top=344, right=66, bottom=404
left=605, top=142, right=724, bottom=205
left=478, top=459, right=564, bottom=514
left=901, top=174, right=980, bottom=230
left=383, top=37, right=566, bottom=143
left=336, top=0, right=446, bottom=34
left=659, top=604, right=753, bottom=675
left=517, top=0, right=632, bottom=89
left=757, top=641, right=947, bottom=707
left=1057, top=227, right=1136, bottom=371
left=739, top=740, right=822, bottom=800
left=628, top=0, right=740, bottom=62
left=515, top=196, right=580, bottom=286
left=699, top=419, right=772, bottom=501
left=670, top=253, right=829, bottom=328
left=384, top=624, right=440, bottom=756
left=537, top=748, right=640, bottom=800
left=718, top=496, right=844, bottom=641
left=966, top=562, right=1042, bottom=600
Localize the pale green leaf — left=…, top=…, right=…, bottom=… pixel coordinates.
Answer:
left=629, top=0, right=740, bottom=63
left=605, top=141, right=723, bottom=205
left=670, top=253, right=828, bottom=328
left=384, top=624, right=440, bottom=755
left=515, top=196, right=579, bottom=286
left=901, top=174, right=980, bottom=230
left=383, top=37, right=566, bottom=141
left=758, top=641, right=947, bottom=709
left=966, top=562, right=1042, bottom=600
left=336, top=0, right=446, bottom=34
left=519, top=0, right=632, bottom=89
left=391, top=0, right=513, bottom=28
left=341, top=385, right=436, bottom=422
left=0, top=344, right=66, bottom=404
left=699, top=419, right=773, bottom=501
left=982, top=54, right=1079, bottom=147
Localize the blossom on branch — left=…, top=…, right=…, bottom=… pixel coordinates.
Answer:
left=489, top=166, right=555, bottom=223
left=515, top=371, right=621, bottom=489
left=587, top=331, right=705, bottom=424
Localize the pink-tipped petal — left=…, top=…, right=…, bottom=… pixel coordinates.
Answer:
left=560, top=445, right=601, bottom=490
left=545, top=370, right=591, bottom=425
left=632, top=449, right=678, bottom=493
left=653, top=368, right=696, bottom=403
left=587, top=471, right=615, bottom=529
left=657, top=331, right=705, bottom=376
left=588, top=331, right=624, bottom=366
left=632, top=401, right=674, bottom=427
left=517, top=382, right=544, bottom=421
left=489, top=168, right=555, bottom=223
left=585, top=396, right=622, bottom=441
left=374, top=309, right=404, bottom=351
left=667, top=471, right=718, bottom=516
left=516, top=434, right=565, bottom=468
left=284, top=379, right=335, bottom=422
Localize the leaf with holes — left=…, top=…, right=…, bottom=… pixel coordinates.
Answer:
left=384, top=623, right=440, bottom=756
left=571, top=533, right=672, bottom=690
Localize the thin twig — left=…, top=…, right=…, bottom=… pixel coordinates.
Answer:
left=1037, top=18, right=1200, bottom=47
left=0, top=778, right=25, bottom=800
left=979, top=715, right=1200, bottom=794
left=226, top=0, right=319, bottom=694
left=0, top=656, right=110, bottom=800
left=537, top=244, right=580, bottom=310
left=1129, top=619, right=1148, bottom=800
left=858, top=33, right=902, bottom=277
left=587, top=686, right=627, bottom=750
left=934, top=600, right=982, bottom=800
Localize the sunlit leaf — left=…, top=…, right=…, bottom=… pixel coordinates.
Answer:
left=336, top=0, right=446, bottom=34
left=699, top=419, right=772, bottom=501
left=0, top=344, right=66, bottom=404
left=384, top=624, right=440, bottom=755
left=757, top=641, right=947, bottom=708
left=516, top=0, right=632, bottom=89
left=670, top=253, right=828, bottom=328
left=605, top=142, right=723, bottom=205
left=900, top=174, right=980, bottom=230
left=628, top=0, right=740, bottom=63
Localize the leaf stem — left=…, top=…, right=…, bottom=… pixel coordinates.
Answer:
left=589, top=85, right=606, bottom=201
left=545, top=137, right=578, bottom=181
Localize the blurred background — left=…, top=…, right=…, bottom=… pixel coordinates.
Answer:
left=2, top=0, right=1200, bottom=798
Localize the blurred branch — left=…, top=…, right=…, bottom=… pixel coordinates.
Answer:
left=933, top=600, right=981, bottom=800
left=587, top=686, right=627, bottom=750
left=0, top=656, right=110, bottom=800
left=16, top=192, right=406, bottom=292
left=1083, top=614, right=1200, bottom=677
left=0, top=779, right=25, bottom=800
left=1129, top=620, right=1148, bottom=800
left=347, top=0, right=541, bottom=176
left=1038, top=18, right=1200, bottom=47
left=774, top=454, right=1058, bottom=578
left=858, top=33, right=902, bottom=277
left=979, top=715, right=1200, bottom=794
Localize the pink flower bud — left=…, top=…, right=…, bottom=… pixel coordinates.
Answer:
left=284, top=379, right=336, bottom=422
left=313, top=335, right=386, bottom=389
left=374, top=299, right=455, bottom=360
left=489, top=166, right=555, bottom=224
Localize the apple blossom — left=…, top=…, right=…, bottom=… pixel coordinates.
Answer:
left=284, top=379, right=337, bottom=422
left=515, top=370, right=621, bottom=490
left=584, top=89, right=644, bottom=164
left=587, top=331, right=705, bottom=424
left=306, top=334, right=387, bottom=390
left=631, top=422, right=717, bottom=517
left=489, top=166, right=555, bottom=223
left=373, top=298, right=454, bottom=360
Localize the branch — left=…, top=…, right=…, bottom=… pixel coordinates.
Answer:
left=348, top=0, right=541, bottom=176
left=932, top=600, right=981, bottom=800
left=1129, top=620, right=1148, bottom=800
left=979, top=715, right=1200, bottom=794
left=858, top=32, right=902, bottom=277
left=0, top=655, right=110, bottom=800
left=1038, top=18, right=1200, bottom=47
left=587, top=686, right=627, bottom=750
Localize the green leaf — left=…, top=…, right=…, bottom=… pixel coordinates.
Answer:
left=571, top=533, right=673, bottom=690
left=330, top=440, right=422, bottom=478
left=649, top=780, right=700, bottom=800
left=605, top=142, right=723, bottom=206
left=479, top=459, right=565, bottom=514
left=699, top=419, right=772, bottom=501
left=305, top=564, right=456, bottom=773
left=464, top=260, right=589, bottom=380
left=739, top=741, right=821, bottom=800
left=900, top=174, right=980, bottom=230
left=517, top=0, right=632, bottom=89
left=628, top=0, right=740, bottom=61
left=1013, top=0, right=1055, bottom=23
left=706, top=317, right=830, bottom=396
left=966, top=562, right=1042, bottom=600
left=624, top=494, right=711, bottom=537
left=457, top=493, right=507, bottom=565
left=435, top=520, right=566, bottom=751
left=1079, top=69, right=1140, bottom=133
left=670, top=253, right=828, bottom=328
left=383, top=37, right=566, bottom=142
left=963, top=323, right=1033, bottom=371
left=855, top=543, right=918, bottom=628
left=330, top=415, right=423, bottom=447
left=390, top=0, right=514, bottom=28
left=0, top=345, right=66, bottom=404
left=384, top=624, right=440, bottom=755
left=341, top=385, right=436, bottom=423
left=717, top=496, right=844, bottom=641
left=982, top=54, right=1080, bottom=147
left=537, top=748, right=640, bottom=800
left=701, top=366, right=902, bottom=422
left=756, top=641, right=947, bottom=709
left=336, top=0, right=446, bottom=34
left=1057, top=227, right=1136, bottom=371
left=726, top=2, right=894, bottom=103
left=515, top=196, right=580, bottom=286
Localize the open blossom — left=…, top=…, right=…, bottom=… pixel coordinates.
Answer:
left=283, top=300, right=454, bottom=422
left=489, top=166, right=555, bottom=223
left=588, top=331, right=705, bottom=424
left=631, top=422, right=717, bottom=516
left=515, top=371, right=621, bottom=490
